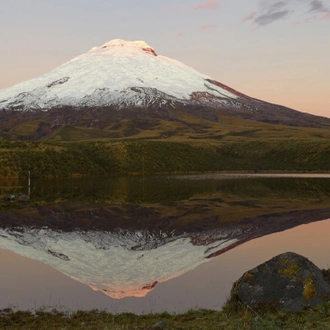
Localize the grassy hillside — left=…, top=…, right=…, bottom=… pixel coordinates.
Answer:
left=1, top=110, right=330, bottom=142
left=0, top=138, right=329, bottom=178
left=0, top=113, right=330, bottom=178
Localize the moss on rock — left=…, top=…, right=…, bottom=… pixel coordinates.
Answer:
left=230, top=252, right=330, bottom=312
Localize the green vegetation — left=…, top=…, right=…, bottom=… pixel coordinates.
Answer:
left=0, top=112, right=330, bottom=178
left=2, top=110, right=330, bottom=142
left=0, top=138, right=329, bottom=178
left=2, top=302, right=330, bottom=329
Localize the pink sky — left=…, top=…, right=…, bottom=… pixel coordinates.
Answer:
left=1, top=0, right=329, bottom=118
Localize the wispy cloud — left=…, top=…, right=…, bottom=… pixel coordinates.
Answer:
left=255, top=10, right=290, bottom=26
left=199, top=24, right=218, bottom=30
left=320, top=12, right=330, bottom=20
left=243, top=0, right=330, bottom=28
left=270, top=1, right=288, bottom=11
left=242, top=12, right=256, bottom=22
left=243, top=1, right=291, bottom=27
left=308, top=0, right=329, bottom=13
left=296, top=0, right=330, bottom=24
left=194, top=0, right=220, bottom=10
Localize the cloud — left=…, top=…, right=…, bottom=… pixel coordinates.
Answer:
left=242, top=12, right=256, bottom=22
left=243, top=0, right=330, bottom=27
left=255, top=10, right=290, bottom=26
left=199, top=24, right=218, bottom=30
left=176, top=32, right=185, bottom=38
left=298, top=0, right=330, bottom=24
left=320, top=11, right=330, bottom=20
left=194, top=0, right=220, bottom=10
left=269, top=1, right=288, bottom=10
left=308, top=0, right=329, bottom=13
left=242, top=1, right=291, bottom=27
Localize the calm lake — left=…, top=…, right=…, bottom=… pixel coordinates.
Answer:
left=1, top=173, right=330, bottom=314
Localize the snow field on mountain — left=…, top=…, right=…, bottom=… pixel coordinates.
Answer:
left=0, top=39, right=237, bottom=110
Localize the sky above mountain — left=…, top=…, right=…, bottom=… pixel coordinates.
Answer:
left=1, top=0, right=329, bottom=117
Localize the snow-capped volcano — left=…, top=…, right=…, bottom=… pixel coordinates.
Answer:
left=1, top=38, right=329, bottom=132
left=0, top=39, right=237, bottom=111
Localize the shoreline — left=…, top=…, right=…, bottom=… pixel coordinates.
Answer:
left=1, top=299, right=330, bottom=329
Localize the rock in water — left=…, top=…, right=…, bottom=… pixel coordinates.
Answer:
left=231, top=252, right=330, bottom=311
left=17, top=195, right=30, bottom=203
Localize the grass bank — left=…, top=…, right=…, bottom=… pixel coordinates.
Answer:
left=0, top=139, right=329, bottom=178
left=2, top=272, right=330, bottom=329
left=1, top=302, right=330, bottom=329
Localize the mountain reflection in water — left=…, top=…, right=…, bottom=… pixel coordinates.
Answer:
left=1, top=174, right=330, bottom=303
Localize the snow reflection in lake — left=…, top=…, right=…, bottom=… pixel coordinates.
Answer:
left=1, top=174, right=330, bottom=313
left=1, top=218, right=330, bottom=313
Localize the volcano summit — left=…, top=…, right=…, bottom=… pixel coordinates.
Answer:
left=0, top=39, right=237, bottom=110
left=0, top=39, right=329, bottom=139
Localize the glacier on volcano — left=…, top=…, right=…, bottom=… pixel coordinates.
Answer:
left=0, top=39, right=237, bottom=111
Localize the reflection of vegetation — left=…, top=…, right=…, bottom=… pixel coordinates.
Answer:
left=1, top=176, right=330, bottom=227
left=2, top=176, right=330, bottom=207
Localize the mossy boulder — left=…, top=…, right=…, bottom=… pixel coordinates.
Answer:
left=231, top=252, right=330, bottom=311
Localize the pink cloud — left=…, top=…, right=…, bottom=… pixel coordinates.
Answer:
left=320, top=12, right=330, bottom=20
left=294, top=18, right=313, bottom=26
left=242, top=12, right=256, bottom=22
left=199, top=24, right=218, bottom=31
left=294, top=12, right=330, bottom=25
left=194, top=0, right=219, bottom=10
left=177, top=32, right=185, bottom=38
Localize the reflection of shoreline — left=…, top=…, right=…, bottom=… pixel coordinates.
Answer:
left=0, top=207, right=329, bottom=299
left=2, top=175, right=330, bottom=209
left=172, top=173, right=330, bottom=180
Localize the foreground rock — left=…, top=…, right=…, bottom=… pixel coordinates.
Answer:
left=17, top=195, right=30, bottom=203
left=231, top=252, right=330, bottom=311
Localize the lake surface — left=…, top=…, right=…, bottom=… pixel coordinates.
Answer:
left=1, top=173, right=330, bottom=313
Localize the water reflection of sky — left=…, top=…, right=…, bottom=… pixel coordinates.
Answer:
left=1, top=218, right=330, bottom=314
